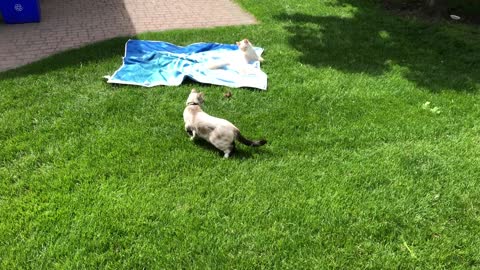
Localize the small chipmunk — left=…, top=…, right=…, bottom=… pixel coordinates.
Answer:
left=223, top=91, right=232, bottom=99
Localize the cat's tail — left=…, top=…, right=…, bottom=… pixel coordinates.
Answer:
left=236, top=132, right=267, bottom=147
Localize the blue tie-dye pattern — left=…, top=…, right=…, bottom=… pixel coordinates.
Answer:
left=107, top=40, right=267, bottom=90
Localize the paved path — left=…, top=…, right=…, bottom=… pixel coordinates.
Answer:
left=0, top=0, right=256, bottom=72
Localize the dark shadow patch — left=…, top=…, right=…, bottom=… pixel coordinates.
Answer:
left=0, top=0, right=140, bottom=77
left=274, top=0, right=480, bottom=92
left=191, top=138, right=257, bottom=159
left=383, top=0, right=480, bottom=25
left=0, top=37, right=134, bottom=80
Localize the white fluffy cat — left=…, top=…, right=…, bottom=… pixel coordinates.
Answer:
left=207, top=39, right=264, bottom=70
left=237, top=38, right=264, bottom=62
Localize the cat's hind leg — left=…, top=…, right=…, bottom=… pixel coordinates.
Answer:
left=221, top=143, right=236, bottom=158
left=209, top=139, right=235, bottom=158
left=185, top=126, right=196, bottom=140
left=190, top=130, right=196, bottom=141
left=209, top=132, right=235, bottom=158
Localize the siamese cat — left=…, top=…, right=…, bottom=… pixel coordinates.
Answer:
left=183, top=89, right=266, bottom=158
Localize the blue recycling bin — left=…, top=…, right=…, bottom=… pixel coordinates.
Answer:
left=0, top=0, right=41, bottom=24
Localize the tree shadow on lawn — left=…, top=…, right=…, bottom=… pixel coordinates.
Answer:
left=275, top=0, right=480, bottom=92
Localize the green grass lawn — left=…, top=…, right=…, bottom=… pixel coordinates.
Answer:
left=1, top=0, right=480, bottom=268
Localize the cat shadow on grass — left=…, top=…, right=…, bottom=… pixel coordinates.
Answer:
left=274, top=0, right=480, bottom=92
left=192, top=138, right=269, bottom=159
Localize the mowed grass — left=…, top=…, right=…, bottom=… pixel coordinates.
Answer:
left=1, top=0, right=480, bottom=268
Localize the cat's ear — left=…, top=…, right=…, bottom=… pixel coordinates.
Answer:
left=191, top=88, right=197, bottom=93
left=198, top=92, right=205, bottom=103
left=236, top=41, right=240, bottom=46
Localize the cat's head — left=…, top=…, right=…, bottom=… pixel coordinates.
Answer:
left=186, top=88, right=205, bottom=105
left=236, top=39, right=252, bottom=51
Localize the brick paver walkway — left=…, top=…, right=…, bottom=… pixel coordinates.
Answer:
left=0, top=0, right=256, bottom=72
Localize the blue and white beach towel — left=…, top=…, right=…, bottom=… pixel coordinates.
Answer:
left=106, top=40, right=267, bottom=90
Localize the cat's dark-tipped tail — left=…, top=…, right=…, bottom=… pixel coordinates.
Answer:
left=236, top=132, right=267, bottom=147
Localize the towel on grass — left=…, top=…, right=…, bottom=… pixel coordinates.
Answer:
left=106, top=40, right=267, bottom=90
